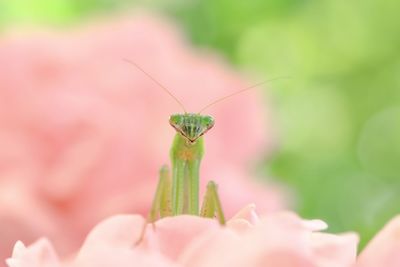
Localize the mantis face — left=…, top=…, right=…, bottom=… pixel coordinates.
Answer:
left=169, top=113, right=215, bottom=144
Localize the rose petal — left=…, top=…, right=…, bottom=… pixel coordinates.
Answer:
left=148, top=215, right=220, bottom=260
left=356, top=215, right=400, bottom=267
left=311, top=232, right=359, bottom=267
left=6, top=239, right=61, bottom=267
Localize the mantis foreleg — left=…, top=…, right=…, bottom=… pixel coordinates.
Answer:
left=135, top=165, right=172, bottom=245
left=172, top=159, right=186, bottom=215
left=148, top=165, right=172, bottom=222
left=200, top=181, right=226, bottom=225
left=187, top=160, right=200, bottom=215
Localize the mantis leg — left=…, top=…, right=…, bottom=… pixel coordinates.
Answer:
left=187, top=160, right=200, bottom=215
left=200, top=181, right=226, bottom=225
left=153, top=165, right=172, bottom=219
left=135, top=165, right=172, bottom=245
left=172, top=159, right=186, bottom=215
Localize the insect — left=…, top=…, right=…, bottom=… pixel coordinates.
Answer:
left=125, top=59, right=284, bottom=243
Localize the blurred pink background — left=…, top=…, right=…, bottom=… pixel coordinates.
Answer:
left=0, top=13, right=284, bottom=261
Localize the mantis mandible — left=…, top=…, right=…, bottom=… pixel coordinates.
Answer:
left=125, top=60, right=282, bottom=242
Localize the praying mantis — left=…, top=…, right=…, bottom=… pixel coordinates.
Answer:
left=125, top=60, right=283, bottom=242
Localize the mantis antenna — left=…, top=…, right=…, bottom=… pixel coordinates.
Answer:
left=124, top=59, right=187, bottom=113
left=197, top=76, right=290, bottom=114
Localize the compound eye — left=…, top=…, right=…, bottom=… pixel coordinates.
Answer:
left=169, top=114, right=182, bottom=127
left=202, top=115, right=215, bottom=130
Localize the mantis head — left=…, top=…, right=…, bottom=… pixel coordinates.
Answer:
left=169, top=114, right=215, bottom=144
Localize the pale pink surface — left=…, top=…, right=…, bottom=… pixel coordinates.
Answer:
left=0, top=13, right=284, bottom=261
left=355, top=216, right=400, bottom=267
left=6, top=205, right=360, bottom=267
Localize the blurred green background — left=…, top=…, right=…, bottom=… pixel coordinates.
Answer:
left=1, top=0, right=399, bottom=248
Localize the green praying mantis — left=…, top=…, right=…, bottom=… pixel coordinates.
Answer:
left=125, top=60, right=284, bottom=242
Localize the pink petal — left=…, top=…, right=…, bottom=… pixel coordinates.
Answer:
left=260, top=211, right=328, bottom=233
left=229, top=203, right=260, bottom=224
left=78, top=215, right=145, bottom=253
left=227, top=204, right=260, bottom=232
left=179, top=221, right=317, bottom=267
left=180, top=211, right=334, bottom=267
left=148, top=215, right=220, bottom=261
left=75, top=214, right=177, bottom=267
left=356, top=215, right=400, bottom=267
left=311, top=232, right=358, bottom=267
left=6, top=239, right=61, bottom=267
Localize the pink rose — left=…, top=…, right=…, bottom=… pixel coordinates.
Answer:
left=0, top=13, right=284, bottom=261
left=355, top=215, right=400, bottom=267
left=6, top=205, right=359, bottom=267
left=10, top=206, right=400, bottom=267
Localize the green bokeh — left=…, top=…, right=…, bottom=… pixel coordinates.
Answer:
left=0, top=0, right=119, bottom=27
left=1, top=0, right=400, bottom=248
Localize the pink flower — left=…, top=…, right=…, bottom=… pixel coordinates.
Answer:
left=6, top=205, right=360, bottom=267
left=355, top=216, right=400, bottom=267
left=0, top=13, right=284, bottom=261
